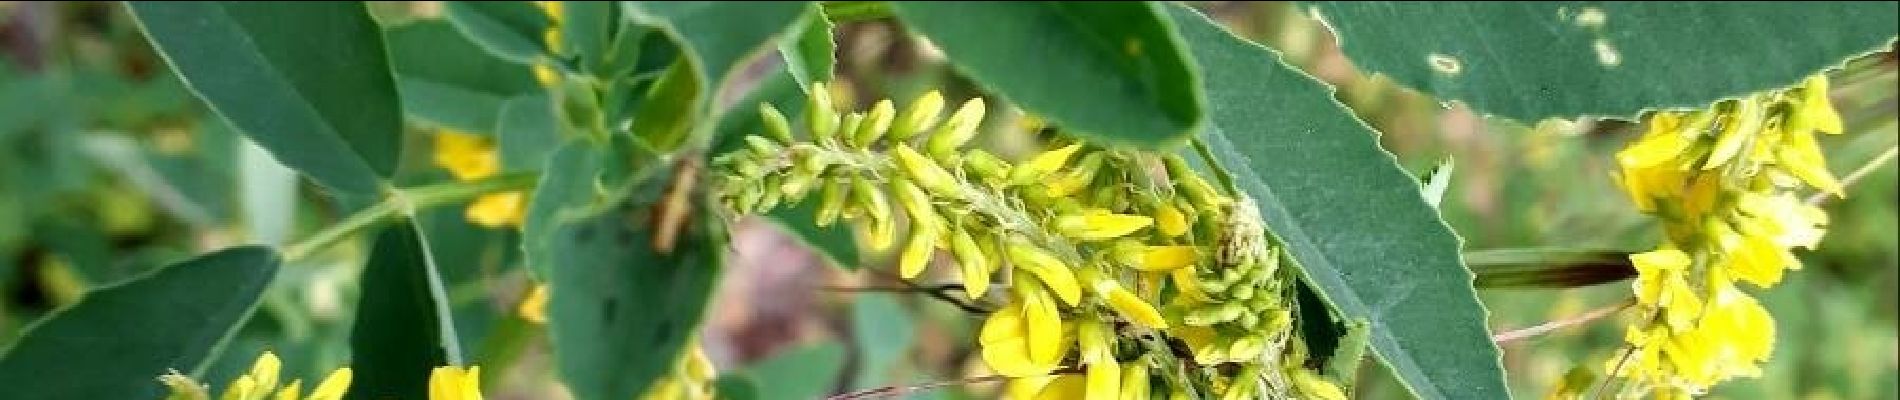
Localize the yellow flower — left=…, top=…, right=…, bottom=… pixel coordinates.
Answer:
left=1031, top=375, right=1090, bottom=400
left=466, top=192, right=526, bottom=228
left=1791, top=75, right=1842, bottom=135
left=428, top=366, right=482, bottom=400
left=1055, top=211, right=1154, bottom=241
left=1114, top=243, right=1198, bottom=272
left=162, top=352, right=351, bottom=400
left=1774, top=127, right=1843, bottom=195
left=1629, top=248, right=1701, bottom=330
left=1011, top=144, right=1085, bottom=184
left=1152, top=202, right=1189, bottom=238
left=434, top=130, right=499, bottom=181
left=1616, top=112, right=1693, bottom=170
left=1085, top=357, right=1121, bottom=400
left=1004, top=242, right=1082, bottom=306
left=517, top=284, right=549, bottom=324
left=979, top=299, right=1067, bottom=377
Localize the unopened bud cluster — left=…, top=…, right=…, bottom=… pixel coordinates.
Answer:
left=713, top=83, right=1343, bottom=399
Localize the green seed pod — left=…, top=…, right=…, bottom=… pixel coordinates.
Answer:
left=807, top=82, right=838, bottom=143
left=890, top=90, right=945, bottom=141
left=925, top=98, right=987, bottom=159
left=854, top=99, right=894, bottom=148
left=815, top=177, right=850, bottom=227
left=837, top=112, right=866, bottom=145
left=759, top=103, right=795, bottom=144
left=949, top=227, right=989, bottom=299
left=963, top=149, right=1013, bottom=184
left=893, top=144, right=964, bottom=199
left=851, top=175, right=890, bottom=223
left=745, top=135, right=782, bottom=158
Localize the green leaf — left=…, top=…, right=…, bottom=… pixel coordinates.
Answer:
left=443, top=1, right=553, bottom=64
left=710, top=68, right=860, bottom=270
left=780, top=4, right=835, bottom=89
left=386, top=20, right=540, bottom=134
left=1164, top=6, right=1507, bottom=399
left=560, top=1, right=617, bottom=67
left=891, top=1, right=1204, bottom=150
left=713, top=373, right=762, bottom=400
left=546, top=164, right=725, bottom=400
left=498, top=94, right=562, bottom=172
left=348, top=222, right=459, bottom=399
left=623, top=1, right=810, bottom=146
left=0, top=246, right=280, bottom=400
left=745, top=342, right=845, bottom=400
left=521, top=142, right=604, bottom=281
left=129, top=2, right=405, bottom=197
left=849, top=294, right=913, bottom=388
left=1306, top=2, right=1900, bottom=121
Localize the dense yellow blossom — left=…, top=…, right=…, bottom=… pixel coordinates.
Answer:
left=1608, top=74, right=1840, bottom=397
left=160, top=352, right=351, bottom=400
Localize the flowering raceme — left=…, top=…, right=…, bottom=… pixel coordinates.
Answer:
left=1608, top=75, right=1840, bottom=398
left=713, top=83, right=1345, bottom=399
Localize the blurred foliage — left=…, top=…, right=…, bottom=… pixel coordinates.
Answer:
left=0, top=2, right=1889, bottom=399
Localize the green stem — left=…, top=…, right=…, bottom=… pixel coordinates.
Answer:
left=1190, top=138, right=1241, bottom=195
left=282, top=172, right=541, bottom=261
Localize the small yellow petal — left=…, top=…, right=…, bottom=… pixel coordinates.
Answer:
left=1086, top=359, right=1121, bottom=400
left=1119, top=360, right=1151, bottom=400
left=275, top=380, right=302, bottom=400
left=251, top=352, right=282, bottom=395
left=1799, top=75, right=1843, bottom=135
left=893, top=144, right=963, bottom=199
left=1056, top=212, right=1154, bottom=241
left=981, top=302, right=1026, bottom=345
left=1776, top=129, right=1844, bottom=196
left=434, top=130, right=499, bottom=181
left=949, top=229, right=990, bottom=299
left=981, top=336, right=1057, bottom=377
left=1153, top=203, right=1188, bottom=237
left=1016, top=281, right=1067, bottom=366
left=466, top=192, right=526, bottom=228
left=1005, top=243, right=1082, bottom=306
left=221, top=376, right=255, bottom=400
left=1011, top=144, right=1084, bottom=184
left=309, top=368, right=352, bottom=400
left=1034, top=375, right=1090, bottom=400
left=899, top=224, right=938, bottom=279
left=517, top=284, right=550, bottom=324
left=1103, top=286, right=1169, bottom=329
left=1008, top=376, right=1058, bottom=400
left=1115, top=244, right=1197, bottom=272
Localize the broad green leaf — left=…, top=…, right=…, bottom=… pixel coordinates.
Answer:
left=1307, top=2, right=1900, bottom=121
left=780, top=4, right=835, bottom=89
left=746, top=342, right=845, bottom=400
left=498, top=94, right=562, bottom=172
left=1165, top=6, right=1507, bottom=399
left=0, top=246, right=280, bottom=400
left=623, top=1, right=810, bottom=147
left=348, top=222, right=459, bottom=399
left=711, top=68, right=860, bottom=270
left=891, top=1, right=1204, bottom=150
left=129, top=2, right=405, bottom=197
left=546, top=163, right=724, bottom=400
left=521, top=142, right=604, bottom=281
left=559, top=1, right=618, bottom=73
left=849, top=294, right=914, bottom=388
left=444, top=1, right=553, bottom=65
left=386, top=20, right=541, bottom=134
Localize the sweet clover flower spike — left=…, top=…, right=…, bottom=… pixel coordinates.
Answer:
left=712, top=82, right=1343, bottom=398
left=1606, top=74, right=1842, bottom=397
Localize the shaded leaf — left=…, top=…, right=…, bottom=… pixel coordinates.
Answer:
left=386, top=20, right=540, bottom=133
left=347, top=222, right=459, bottom=399
left=129, top=1, right=405, bottom=197
left=443, top=1, right=552, bottom=64
left=780, top=4, right=835, bottom=89
left=746, top=342, right=845, bottom=400
left=0, top=247, right=280, bottom=400
left=892, top=1, right=1204, bottom=149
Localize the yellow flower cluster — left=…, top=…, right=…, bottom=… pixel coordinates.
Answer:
left=713, top=83, right=1344, bottom=398
left=1608, top=75, right=1840, bottom=397
left=161, top=352, right=484, bottom=400
left=434, top=129, right=528, bottom=228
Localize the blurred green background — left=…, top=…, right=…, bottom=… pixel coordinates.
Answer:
left=0, top=2, right=1890, bottom=399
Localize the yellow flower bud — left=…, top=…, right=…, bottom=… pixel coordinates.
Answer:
left=807, top=82, right=838, bottom=143
left=891, top=90, right=945, bottom=141
left=759, top=103, right=795, bottom=144
left=1005, top=242, right=1082, bottom=306
left=1795, top=75, right=1842, bottom=135
left=837, top=112, right=865, bottom=146
left=926, top=98, right=987, bottom=158
left=1153, top=202, right=1189, bottom=238
left=1056, top=212, right=1154, bottom=241
left=890, top=178, right=938, bottom=226
left=1115, top=243, right=1198, bottom=271
left=1045, top=152, right=1105, bottom=198
left=963, top=149, right=1014, bottom=184
left=1164, top=156, right=1229, bottom=208
left=899, top=223, right=938, bottom=279
left=1098, top=280, right=1168, bottom=329
left=949, top=228, right=991, bottom=299
left=1012, top=144, right=1084, bottom=185
left=1119, top=360, right=1150, bottom=400
left=434, top=129, right=499, bottom=181
left=743, top=135, right=781, bottom=158
left=1170, top=266, right=1210, bottom=302
left=854, top=99, right=895, bottom=148
left=851, top=176, right=891, bottom=224
left=1704, top=97, right=1762, bottom=170
left=893, top=144, right=964, bottom=199
left=815, top=177, right=850, bottom=227
left=1086, top=358, right=1121, bottom=400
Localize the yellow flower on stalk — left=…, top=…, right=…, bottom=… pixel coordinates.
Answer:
left=433, top=130, right=526, bottom=229
left=428, top=366, right=482, bottom=400
left=1113, top=243, right=1199, bottom=272
left=1055, top=211, right=1154, bottom=241
left=160, top=351, right=351, bottom=400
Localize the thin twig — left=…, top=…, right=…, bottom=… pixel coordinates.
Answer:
left=1809, top=146, right=1898, bottom=205
left=825, top=274, right=992, bottom=314
left=1592, top=346, right=1638, bottom=400
left=1492, top=298, right=1635, bottom=343
left=826, top=367, right=1084, bottom=400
